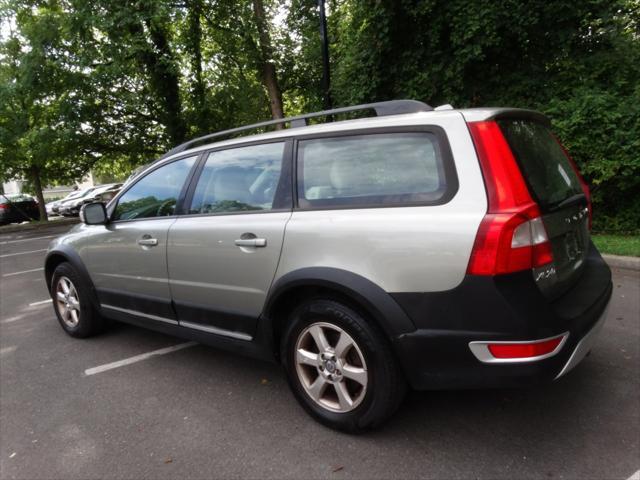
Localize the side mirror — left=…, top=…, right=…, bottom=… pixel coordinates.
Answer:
left=80, top=202, right=108, bottom=225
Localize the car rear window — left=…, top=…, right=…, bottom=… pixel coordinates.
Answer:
left=297, top=132, right=450, bottom=208
left=497, top=119, right=583, bottom=209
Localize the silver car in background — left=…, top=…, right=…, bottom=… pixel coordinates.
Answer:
left=57, top=184, right=122, bottom=217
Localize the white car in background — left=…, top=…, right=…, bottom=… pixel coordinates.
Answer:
left=47, top=188, right=94, bottom=216
left=58, top=184, right=122, bottom=217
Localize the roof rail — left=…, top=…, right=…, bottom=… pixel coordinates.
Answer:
left=160, top=99, right=432, bottom=159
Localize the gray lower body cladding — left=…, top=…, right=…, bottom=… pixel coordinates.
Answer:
left=391, top=242, right=612, bottom=389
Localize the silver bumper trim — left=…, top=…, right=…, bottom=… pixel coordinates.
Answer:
left=180, top=321, right=253, bottom=341
left=101, top=304, right=179, bottom=325
left=555, top=305, right=610, bottom=380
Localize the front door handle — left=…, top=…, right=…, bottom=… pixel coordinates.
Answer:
left=137, top=236, right=158, bottom=247
left=234, top=238, right=267, bottom=248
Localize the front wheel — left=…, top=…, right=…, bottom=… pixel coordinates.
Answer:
left=51, top=262, right=104, bottom=338
left=282, top=298, right=406, bottom=433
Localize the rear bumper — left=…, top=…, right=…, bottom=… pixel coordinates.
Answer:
left=58, top=207, right=79, bottom=216
left=392, top=242, right=612, bottom=390
left=555, top=303, right=609, bottom=379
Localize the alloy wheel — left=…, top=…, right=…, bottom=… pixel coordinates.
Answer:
left=55, top=276, right=81, bottom=328
left=294, top=322, right=368, bottom=413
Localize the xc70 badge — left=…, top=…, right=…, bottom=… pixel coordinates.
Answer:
left=564, top=207, right=589, bottom=225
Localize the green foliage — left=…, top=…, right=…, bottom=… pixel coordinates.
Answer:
left=0, top=0, right=638, bottom=231
left=547, top=87, right=640, bottom=234
left=325, top=0, right=640, bottom=233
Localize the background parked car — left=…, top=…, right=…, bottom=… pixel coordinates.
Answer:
left=87, top=183, right=122, bottom=205
left=0, top=194, right=40, bottom=225
left=51, top=187, right=97, bottom=215
left=58, top=184, right=122, bottom=216
left=46, top=189, right=84, bottom=216
left=45, top=200, right=60, bottom=217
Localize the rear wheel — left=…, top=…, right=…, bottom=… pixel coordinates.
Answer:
left=51, top=262, right=104, bottom=338
left=282, top=298, right=406, bottom=432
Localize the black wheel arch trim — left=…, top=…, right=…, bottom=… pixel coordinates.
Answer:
left=264, top=267, right=417, bottom=341
left=44, top=246, right=100, bottom=310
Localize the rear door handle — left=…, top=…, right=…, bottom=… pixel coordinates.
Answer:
left=137, top=237, right=158, bottom=247
left=234, top=238, right=267, bottom=248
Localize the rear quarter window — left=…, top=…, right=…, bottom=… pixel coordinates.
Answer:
left=296, top=131, right=454, bottom=208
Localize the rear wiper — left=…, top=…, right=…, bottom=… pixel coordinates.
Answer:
left=548, top=193, right=586, bottom=211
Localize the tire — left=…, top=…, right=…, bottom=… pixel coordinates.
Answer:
left=281, top=298, right=406, bottom=433
left=51, top=262, right=105, bottom=338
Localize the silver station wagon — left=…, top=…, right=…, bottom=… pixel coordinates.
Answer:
left=45, top=100, right=612, bottom=432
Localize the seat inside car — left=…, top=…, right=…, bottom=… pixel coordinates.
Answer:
left=212, top=166, right=252, bottom=204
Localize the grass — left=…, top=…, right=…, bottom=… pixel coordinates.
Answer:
left=592, top=234, right=640, bottom=257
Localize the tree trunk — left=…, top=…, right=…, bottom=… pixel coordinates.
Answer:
left=145, top=19, right=187, bottom=144
left=252, top=0, right=285, bottom=126
left=127, top=10, right=186, bottom=146
left=30, top=165, right=48, bottom=222
left=187, top=0, right=207, bottom=134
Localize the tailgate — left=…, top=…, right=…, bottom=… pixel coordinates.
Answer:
left=497, top=119, right=591, bottom=299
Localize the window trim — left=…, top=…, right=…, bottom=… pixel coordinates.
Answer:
left=179, top=138, right=294, bottom=219
left=107, top=153, right=203, bottom=224
left=292, top=125, right=459, bottom=211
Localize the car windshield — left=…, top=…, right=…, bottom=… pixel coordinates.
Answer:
left=61, top=190, right=83, bottom=201
left=67, top=188, right=96, bottom=201
left=3, top=194, right=34, bottom=202
left=92, top=184, right=115, bottom=195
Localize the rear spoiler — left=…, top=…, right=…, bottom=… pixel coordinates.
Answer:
left=461, top=108, right=551, bottom=126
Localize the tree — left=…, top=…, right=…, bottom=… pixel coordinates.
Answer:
left=184, top=0, right=208, bottom=136
left=0, top=2, right=104, bottom=220
left=252, top=0, right=285, bottom=122
left=323, top=0, right=640, bottom=232
left=2, top=0, right=637, bottom=232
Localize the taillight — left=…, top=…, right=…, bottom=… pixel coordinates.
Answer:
left=469, top=333, right=568, bottom=363
left=467, top=121, right=554, bottom=275
left=0, top=204, right=8, bottom=210
left=554, top=137, right=592, bottom=230
left=488, top=336, right=564, bottom=359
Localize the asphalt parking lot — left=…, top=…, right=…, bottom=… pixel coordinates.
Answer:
left=1, top=223, right=638, bottom=480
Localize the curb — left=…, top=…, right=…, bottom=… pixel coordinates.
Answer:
left=602, top=254, right=640, bottom=271
left=0, top=218, right=79, bottom=235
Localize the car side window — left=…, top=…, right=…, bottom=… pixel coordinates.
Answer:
left=297, top=132, right=448, bottom=208
left=188, top=142, right=285, bottom=215
left=113, top=156, right=197, bottom=221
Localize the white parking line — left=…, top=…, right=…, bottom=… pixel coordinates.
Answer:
left=1, top=312, right=40, bottom=324
left=1, top=315, right=25, bottom=324
left=627, top=470, right=640, bottom=480
left=0, top=249, right=47, bottom=258
left=0, top=235, right=55, bottom=245
left=84, top=341, right=197, bottom=376
left=0, top=346, right=17, bottom=357
left=2, top=267, right=44, bottom=277
left=28, top=299, right=52, bottom=307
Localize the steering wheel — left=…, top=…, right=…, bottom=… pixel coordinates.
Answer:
left=156, top=199, right=175, bottom=217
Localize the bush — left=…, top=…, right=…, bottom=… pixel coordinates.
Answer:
left=546, top=87, right=640, bottom=234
